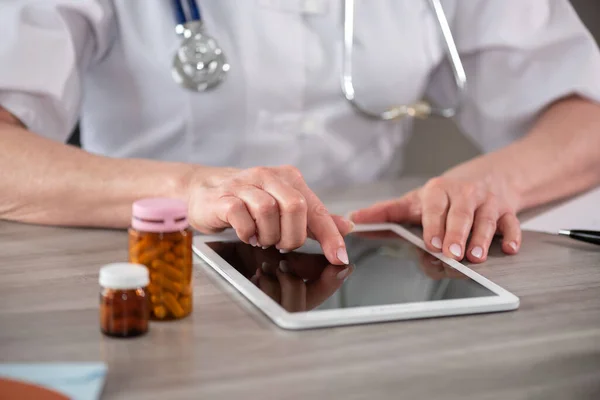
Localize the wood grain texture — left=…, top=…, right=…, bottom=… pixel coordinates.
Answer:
left=1, top=179, right=599, bottom=400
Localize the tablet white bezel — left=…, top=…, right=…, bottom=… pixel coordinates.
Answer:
left=192, top=223, right=520, bottom=330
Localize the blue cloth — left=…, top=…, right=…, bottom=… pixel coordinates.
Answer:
left=0, top=363, right=107, bottom=400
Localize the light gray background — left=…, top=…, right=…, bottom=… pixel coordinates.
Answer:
left=401, top=0, right=600, bottom=177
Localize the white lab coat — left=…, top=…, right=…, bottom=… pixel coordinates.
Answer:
left=1, top=0, right=600, bottom=188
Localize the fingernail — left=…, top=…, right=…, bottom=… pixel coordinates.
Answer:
left=279, top=260, right=289, bottom=273
left=336, top=248, right=349, bottom=265
left=470, top=246, right=483, bottom=259
left=509, top=241, right=518, bottom=251
left=249, top=236, right=258, bottom=247
left=347, top=220, right=356, bottom=231
left=261, top=262, right=269, bottom=272
left=430, top=259, right=442, bottom=265
left=262, top=246, right=269, bottom=250
left=431, top=237, right=442, bottom=250
left=449, top=244, right=462, bottom=258
left=279, top=249, right=290, bottom=254
left=337, top=267, right=350, bottom=280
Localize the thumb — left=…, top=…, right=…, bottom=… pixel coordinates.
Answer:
left=349, top=192, right=420, bottom=224
left=331, top=214, right=355, bottom=236
left=308, top=214, right=354, bottom=241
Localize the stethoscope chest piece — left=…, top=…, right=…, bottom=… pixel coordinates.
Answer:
left=172, top=23, right=230, bottom=92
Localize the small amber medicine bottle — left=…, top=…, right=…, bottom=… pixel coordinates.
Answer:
left=99, top=263, right=150, bottom=338
left=129, top=198, right=193, bottom=321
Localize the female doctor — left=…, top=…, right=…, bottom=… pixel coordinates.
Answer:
left=1, top=0, right=600, bottom=268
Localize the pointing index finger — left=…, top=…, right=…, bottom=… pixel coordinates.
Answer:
left=290, top=181, right=349, bottom=266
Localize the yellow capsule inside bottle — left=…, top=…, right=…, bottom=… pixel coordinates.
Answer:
left=128, top=198, right=193, bottom=321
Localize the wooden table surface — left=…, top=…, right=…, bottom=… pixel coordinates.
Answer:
left=1, top=179, right=599, bottom=400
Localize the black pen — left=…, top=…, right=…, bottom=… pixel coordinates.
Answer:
left=558, top=230, right=600, bottom=246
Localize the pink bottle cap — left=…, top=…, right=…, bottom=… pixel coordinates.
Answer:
left=131, top=198, right=189, bottom=232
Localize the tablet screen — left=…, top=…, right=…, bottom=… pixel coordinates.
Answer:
left=205, top=230, right=497, bottom=313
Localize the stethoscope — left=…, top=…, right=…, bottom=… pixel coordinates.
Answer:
left=171, top=0, right=467, bottom=121
left=170, top=0, right=229, bottom=91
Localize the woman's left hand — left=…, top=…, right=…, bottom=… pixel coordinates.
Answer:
left=350, top=173, right=522, bottom=263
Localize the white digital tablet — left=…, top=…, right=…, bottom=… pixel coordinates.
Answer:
left=192, top=223, right=519, bottom=330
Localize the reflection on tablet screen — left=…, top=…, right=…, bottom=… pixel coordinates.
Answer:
left=206, top=230, right=496, bottom=313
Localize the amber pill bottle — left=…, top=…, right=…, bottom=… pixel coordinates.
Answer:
left=129, top=198, right=193, bottom=321
left=99, top=263, right=150, bottom=338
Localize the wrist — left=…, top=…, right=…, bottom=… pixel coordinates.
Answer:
left=180, top=165, right=240, bottom=201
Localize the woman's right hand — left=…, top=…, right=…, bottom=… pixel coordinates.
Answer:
left=187, top=165, right=353, bottom=266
